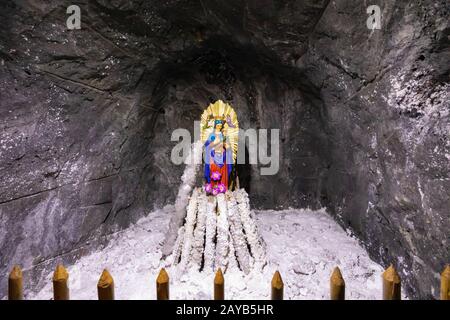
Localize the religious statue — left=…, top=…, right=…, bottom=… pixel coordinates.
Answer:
left=170, top=100, right=266, bottom=274
left=200, top=100, right=239, bottom=195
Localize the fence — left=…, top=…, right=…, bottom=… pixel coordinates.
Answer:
left=7, top=264, right=450, bottom=300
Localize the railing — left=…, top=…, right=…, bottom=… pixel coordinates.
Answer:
left=7, top=264, right=450, bottom=300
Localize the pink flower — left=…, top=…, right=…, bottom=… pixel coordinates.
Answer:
left=217, top=183, right=226, bottom=193
left=211, top=171, right=222, bottom=181
left=212, top=187, right=219, bottom=196
left=204, top=183, right=213, bottom=194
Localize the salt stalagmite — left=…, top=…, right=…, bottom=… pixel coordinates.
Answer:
left=163, top=141, right=203, bottom=257
left=227, top=191, right=252, bottom=273
left=171, top=226, right=185, bottom=265
left=204, top=196, right=218, bottom=272
left=178, top=188, right=200, bottom=270
left=172, top=188, right=266, bottom=274
left=235, top=189, right=266, bottom=270
left=215, top=193, right=231, bottom=271
left=189, top=192, right=208, bottom=269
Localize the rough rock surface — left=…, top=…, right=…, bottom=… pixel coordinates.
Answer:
left=300, top=1, right=449, bottom=299
left=0, top=0, right=448, bottom=298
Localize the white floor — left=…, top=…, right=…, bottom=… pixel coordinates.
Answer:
left=28, top=206, right=391, bottom=300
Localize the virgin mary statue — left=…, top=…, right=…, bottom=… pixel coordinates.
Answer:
left=201, top=100, right=239, bottom=195
left=169, top=101, right=266, bottom=273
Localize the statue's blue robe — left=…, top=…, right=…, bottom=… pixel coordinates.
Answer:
left=204, top=133, right=233, bottom=183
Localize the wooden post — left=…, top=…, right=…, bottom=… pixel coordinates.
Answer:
left=271, top=270, right=283, bottom=300
left=156, top=268, right=169, bottom=300
left=441, top=265, right=450, bottom=300
left=8, top=265, right=23, bottom=300
left=214, top=268, right=225, bottom=300
left=330, top=267, right=345, bottom=300
left=53, top=264, right=69, bottom=300
left=97, top=269, right=115, bottom=300
left=382, top=264, right=401, bottom=300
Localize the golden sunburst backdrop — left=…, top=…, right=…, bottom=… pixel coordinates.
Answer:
left=200, top=100, right=239, bottom=161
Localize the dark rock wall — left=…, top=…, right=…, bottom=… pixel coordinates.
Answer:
left=0, top=0, right=448, bottom=299
left=300, top=0, right=449, bottom=298
left=0, top=0, right=329, bottom=297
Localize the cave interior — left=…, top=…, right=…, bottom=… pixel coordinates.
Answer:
left=0, top=0, right=449, bottom=299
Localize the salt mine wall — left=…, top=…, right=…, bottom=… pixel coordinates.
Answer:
left=300, top=0, right=449, bottom=298
left=0, top=0, right=448, bottom=299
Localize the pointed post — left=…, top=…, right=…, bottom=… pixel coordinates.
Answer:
left=8, top=265, right=23, bottom=300
left=330, top=267, right=345, bottom=300
left=382, top=264, right=401, bottom=300
left=97, top=269, right=115, bottom=300
left=271, top=270, right=284, bottom=300
left=214, top=268, right=225, bottom=300
left=53, top=264, right=69, bottom=300
left=441, top=265, right=450, bottom=300
left=156, top=268, right=169, bottom=300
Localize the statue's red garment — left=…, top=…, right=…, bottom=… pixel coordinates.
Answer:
left=210, top=162, right=228, bottom=190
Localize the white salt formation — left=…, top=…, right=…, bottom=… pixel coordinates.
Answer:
left=171, top=188, right=267, bottom=275
left=27, top=207, right=393, bottom=300
left=164, top=139, right=267, bottom=275
left=163, top=141, right=203, bottom=258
